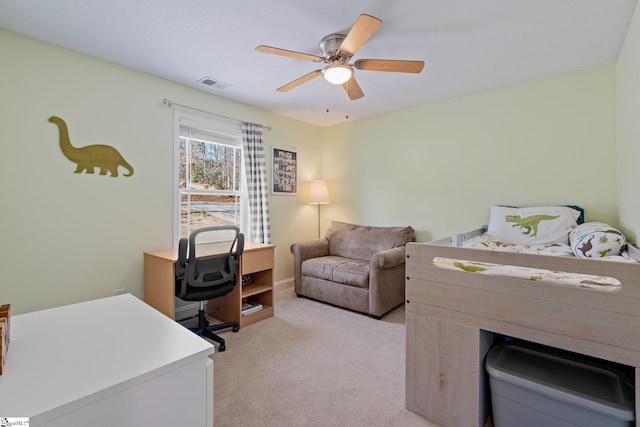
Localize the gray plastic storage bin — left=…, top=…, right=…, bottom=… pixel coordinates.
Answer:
left=485, top=342, right=635, bottom=427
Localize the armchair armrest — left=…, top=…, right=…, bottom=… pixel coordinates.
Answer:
left=370, top=246, right=406, bottom=271
left=368, top=246, right=407, bottom=317
left=290, top=239, right=330, bottom=293
left=290, top=238, right=330, bottom=261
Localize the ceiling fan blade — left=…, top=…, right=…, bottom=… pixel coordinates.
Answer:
left=256, top=45, right=323, bottom=62
left=276, top=70, right=322, bottom=92
left=339, top=14, right=382, bottom=57
left=343, top=77, right=364, bottom=100
left=354, top=59, right=425, bottom=73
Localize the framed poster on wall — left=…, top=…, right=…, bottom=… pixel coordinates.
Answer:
left=272, top=146, right=297, bottom=195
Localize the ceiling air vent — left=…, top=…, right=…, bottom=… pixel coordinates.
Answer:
left=197, top=76, right=231, bottom=90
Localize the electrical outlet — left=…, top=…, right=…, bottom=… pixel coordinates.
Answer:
left=113, top=288, right=126, bottom=296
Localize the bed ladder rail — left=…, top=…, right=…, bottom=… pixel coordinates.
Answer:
left=427, top=236, right=454, bottom=246
left=456, top=225, right=488, bottom=246
left=627, top=243, right=640, bottom=262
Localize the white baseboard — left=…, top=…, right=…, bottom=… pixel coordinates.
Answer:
left=275, top=277, right=294, bottom=292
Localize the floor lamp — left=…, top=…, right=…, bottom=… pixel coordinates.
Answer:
left=308, top=179, right=330, bottom=238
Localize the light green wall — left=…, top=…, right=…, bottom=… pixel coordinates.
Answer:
left=1, top=22, right=633, bottom=315
left=617, top=4, right=640, bottom=244
left=320, top=66, right=618, bottom=242
left=0, top=30, right=321, bottom=314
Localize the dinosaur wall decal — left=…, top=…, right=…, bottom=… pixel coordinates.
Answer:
left=49, top=116, right=134, bottom=177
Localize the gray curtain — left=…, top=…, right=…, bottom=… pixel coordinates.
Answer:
left=241, top=122, right=271, bottom=244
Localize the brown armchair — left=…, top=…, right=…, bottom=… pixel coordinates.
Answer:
left=290, top=221, right=415, bottom=318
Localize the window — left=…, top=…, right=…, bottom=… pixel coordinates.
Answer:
left=175, top=113, right=246, bottom=241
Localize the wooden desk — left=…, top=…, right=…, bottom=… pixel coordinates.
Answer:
left=144, top=242, right=275, bottom=328
left=0, top=294, right=214, bottom=426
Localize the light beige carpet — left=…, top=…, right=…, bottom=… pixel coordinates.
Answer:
left=210, top=287, right=438, bottom=427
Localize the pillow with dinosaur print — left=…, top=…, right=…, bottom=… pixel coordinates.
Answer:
left=569, top=222, right=627, bottom=259
left=487, top=205, right=581, bottom=245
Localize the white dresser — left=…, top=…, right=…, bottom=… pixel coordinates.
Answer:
left=0, top=294, right=214, bottom=426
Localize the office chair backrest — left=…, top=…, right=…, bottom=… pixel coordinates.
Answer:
left=175, top=226, right=244, bottom=299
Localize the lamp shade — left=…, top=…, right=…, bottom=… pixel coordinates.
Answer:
left=308, top=180, right=330, bottom=204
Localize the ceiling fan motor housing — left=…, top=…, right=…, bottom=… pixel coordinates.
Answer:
left=320, top=33, right=349, bottom=62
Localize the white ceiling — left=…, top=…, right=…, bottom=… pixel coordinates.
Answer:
left=0, top=0, right=636, bottom=127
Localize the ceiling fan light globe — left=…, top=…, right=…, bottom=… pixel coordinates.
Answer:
left=322, top=64, right=353, bottom=85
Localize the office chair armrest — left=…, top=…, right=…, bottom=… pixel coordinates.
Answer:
left=176, top=238, right=188, bottom=277
left=235, top=233, right=245, bottom=259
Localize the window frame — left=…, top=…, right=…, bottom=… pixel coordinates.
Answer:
left=173, top=111, right=247, bottom=246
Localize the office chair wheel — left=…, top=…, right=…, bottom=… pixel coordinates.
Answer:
left=218, top=343, right=226, bottom=352
left=233, top=325, right=239, bottom=333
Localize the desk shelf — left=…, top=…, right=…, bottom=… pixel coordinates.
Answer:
left=241, top=304, right=273, bottom=328
left=242, top=282, right=272, bottom=298
left=236, top=247, right=274, bottom=328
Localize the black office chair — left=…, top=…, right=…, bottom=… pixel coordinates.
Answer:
left=175, top=225, right=244, bottom=351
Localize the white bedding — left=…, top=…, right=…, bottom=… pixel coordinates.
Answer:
left=462, top=234, right=638, bottom=263
left=433, top=256, right=621, bottom=292
left=432, top=234, right=637, bottom=292
left=462, top=234, right=574, bottom=256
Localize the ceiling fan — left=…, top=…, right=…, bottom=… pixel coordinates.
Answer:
left=255, top=14, right=425, bottom=101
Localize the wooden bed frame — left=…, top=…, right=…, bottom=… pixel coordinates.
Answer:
left=405, top=228, right=640, bottom=427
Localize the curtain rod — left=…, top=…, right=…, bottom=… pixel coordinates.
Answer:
left=163, top=98, right=272, bottom=131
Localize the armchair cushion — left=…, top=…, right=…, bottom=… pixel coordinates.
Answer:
left=302, top=256, right=369, bottom=288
